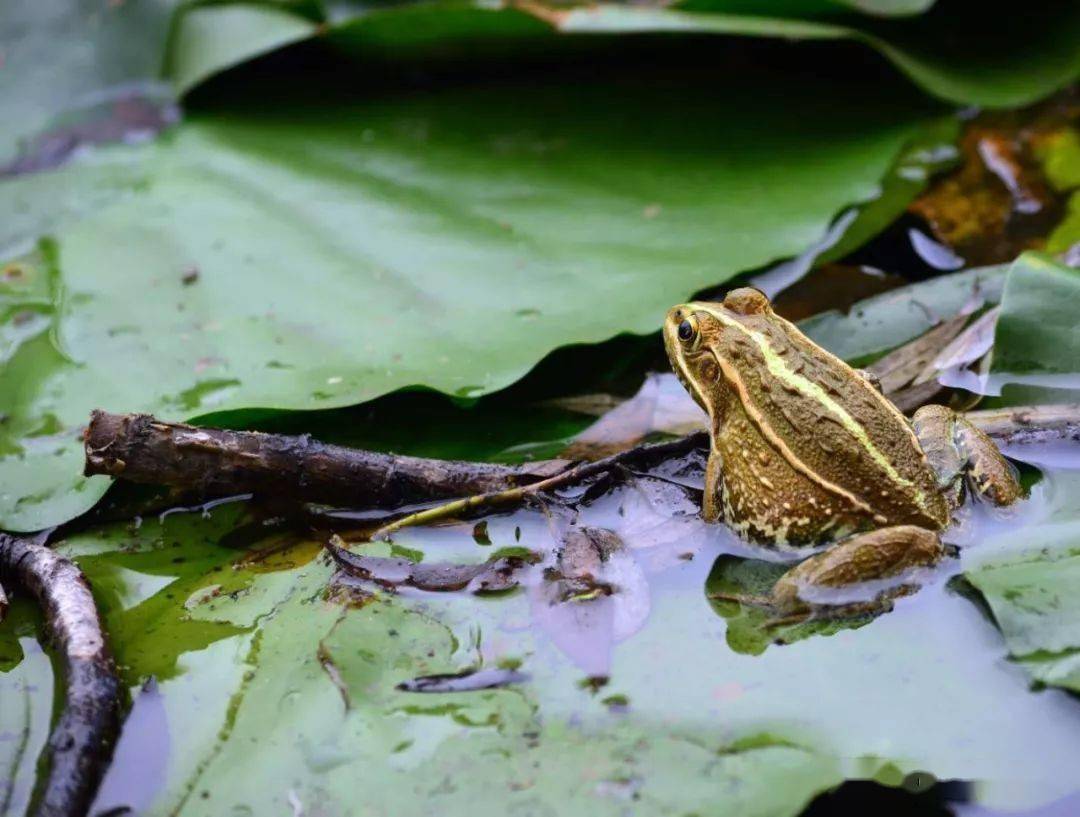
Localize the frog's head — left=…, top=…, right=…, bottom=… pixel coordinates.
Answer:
left=663, top=287, right=773, bottom=416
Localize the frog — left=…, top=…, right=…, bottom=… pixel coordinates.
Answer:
left=663, top=287, right=1021, bottom=621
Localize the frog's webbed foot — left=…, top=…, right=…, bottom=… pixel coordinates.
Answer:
left=707, top=590, right=773, bottom=608
left=913, top=404, right=1022, bottom=510
left=762, top=589, right=913, bottom=629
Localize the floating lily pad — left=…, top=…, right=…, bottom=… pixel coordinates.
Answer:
left=988, top=253, right=1080, bottom=404
left=0, top=614, right=54, bottom=817
left=705, top=554, right=875, bottom=655
left=994, top=254, right=1080, bottom=377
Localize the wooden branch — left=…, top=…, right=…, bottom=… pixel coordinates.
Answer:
left=84, top=410, right=569, bottom=509
left=965, top=404, right=1080, bottom=447
left=0, top=534, right=120, bottom=817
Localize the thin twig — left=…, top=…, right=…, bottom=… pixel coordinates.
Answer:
left=370, top=432, right=708, bottom=539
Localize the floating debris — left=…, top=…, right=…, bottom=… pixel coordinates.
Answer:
left=396, top=667, right=529, bottom=693
left=326, top=540, right=539, bottom=594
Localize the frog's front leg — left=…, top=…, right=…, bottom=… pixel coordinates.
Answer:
left=702, top=447, right=725, bottom=523
left=912, top=404, right=1022, bottom=509
left=711, top=525, right=944, bottom=619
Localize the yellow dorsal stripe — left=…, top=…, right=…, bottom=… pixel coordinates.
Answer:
left=688, top=303, right=932, bottom=514
left=714, top=356, right=875, bottom=517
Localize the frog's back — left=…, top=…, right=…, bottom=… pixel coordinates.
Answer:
left=716, top=310, right=949, bottom=540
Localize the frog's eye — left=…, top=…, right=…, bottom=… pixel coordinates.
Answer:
left=678, top=318, right=696, bottom=343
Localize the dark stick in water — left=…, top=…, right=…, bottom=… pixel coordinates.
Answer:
left=0, top=534, right=121, bottom=817
left=84, top=410, right=569, bottom=509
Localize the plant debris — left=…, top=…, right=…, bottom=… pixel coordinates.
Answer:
left=396, top=667, right=529, bottom=693
left=549, top=526, right=623, bottom=602
left=326, top=539, right=540, bottom=594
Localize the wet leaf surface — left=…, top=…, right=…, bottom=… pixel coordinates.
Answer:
left=994, top=255, right=1080, bottom=380
left=951, top=257, right=1080, bottom=697
left=0, top=598, right=53, bottom=817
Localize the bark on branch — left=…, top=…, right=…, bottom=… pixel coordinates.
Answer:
left=964, top=404, right=1080, bottom=447
left=84, top=410, right=569, bottom=509
left=0, top=534, right=120, bottom=817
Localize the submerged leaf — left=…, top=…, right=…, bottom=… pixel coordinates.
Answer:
left=705, top=555, right=874, bottom=655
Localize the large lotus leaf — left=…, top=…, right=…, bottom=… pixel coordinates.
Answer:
left=162, top=3, right=319, bottom=96
left=0, top=64, right=939, bottom=531
left=559, top=1, right=1080, bottom=108
left=165, top=0, right=1080, bottom=107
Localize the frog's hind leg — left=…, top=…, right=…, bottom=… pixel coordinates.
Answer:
left=766, top=525, right=944, bottom=619
left=912, top=404, right=1022, bottom=509
left=711, top=526, right=945, bottom=621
